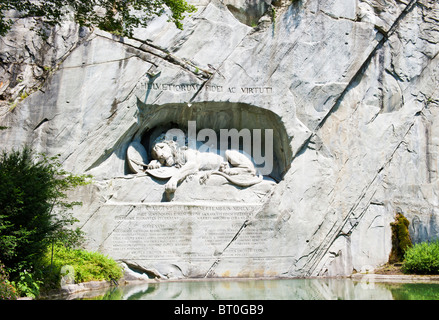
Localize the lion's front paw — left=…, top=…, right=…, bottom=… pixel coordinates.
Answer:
left=199, top=172, right=211, bottom=185
left=165, top=179, right=178, bottom=193
left=147, top=160, right=161, bottom=170
left=219, top=162, right=229, bottom=172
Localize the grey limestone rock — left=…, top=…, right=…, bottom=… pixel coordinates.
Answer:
left=1, top=0, right=439, bottom=278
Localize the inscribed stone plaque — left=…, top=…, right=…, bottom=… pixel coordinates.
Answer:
left=105, top=203, right=264, bottom=261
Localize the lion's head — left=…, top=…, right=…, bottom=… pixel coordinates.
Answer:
left=151, top=139, right=186, bottom=168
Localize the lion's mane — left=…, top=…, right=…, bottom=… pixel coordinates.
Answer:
left=151, top=139, right=188, bottom=168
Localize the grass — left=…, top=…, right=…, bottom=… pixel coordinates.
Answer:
left=41, top=243, right=123, bottom=291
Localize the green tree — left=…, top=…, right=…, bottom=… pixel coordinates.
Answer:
left=0, top=0, right=197, bottom=37
left=0, top=146, right=91, bottom=279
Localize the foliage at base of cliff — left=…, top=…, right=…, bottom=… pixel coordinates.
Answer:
left=0, top=262, right=18, bottom=300
left=42, top=243, right=123, bottom=290
left=402, top=240, right=439, bottom=275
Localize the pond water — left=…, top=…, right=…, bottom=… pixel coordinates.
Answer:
left=67, top=277, right=439, bottom=300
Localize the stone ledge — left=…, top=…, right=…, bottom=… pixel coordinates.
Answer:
left=60, top=280, right=114, bottom=296
left=351, top=273, right=439, bottom=283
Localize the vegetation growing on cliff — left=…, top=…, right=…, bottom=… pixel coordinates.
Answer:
left=389, top=211, right=412, bottom=263
left=0, top=0, right=197, bottom=37
left=386, top=210, right=439, bottom=275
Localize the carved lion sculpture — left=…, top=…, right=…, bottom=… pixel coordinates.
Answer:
left=145, top=139, right=263, bottom=195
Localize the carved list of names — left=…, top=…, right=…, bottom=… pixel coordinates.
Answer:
left=108, top=203, right=265, bottom=260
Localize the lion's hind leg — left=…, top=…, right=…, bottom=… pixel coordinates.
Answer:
left=224, top=150, right=257, bottom=176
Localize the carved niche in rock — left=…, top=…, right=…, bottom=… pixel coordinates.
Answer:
left=126, top=132, right=275, bottom=201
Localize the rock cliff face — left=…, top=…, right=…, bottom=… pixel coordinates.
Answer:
left=1, top=0, right=439, bottom=278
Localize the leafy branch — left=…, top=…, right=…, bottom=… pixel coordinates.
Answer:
left=0, top=0, right=197, bottom=37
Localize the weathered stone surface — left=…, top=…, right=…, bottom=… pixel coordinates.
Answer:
left=1, top=0, right=439, bottom=279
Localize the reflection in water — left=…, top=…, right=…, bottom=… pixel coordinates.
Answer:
left=384, top=283, right=439, bottom=300
left=71, top=278, right=439, bottom=300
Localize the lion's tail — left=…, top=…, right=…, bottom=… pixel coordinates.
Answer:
left=211, top=171, right=263, bottom=187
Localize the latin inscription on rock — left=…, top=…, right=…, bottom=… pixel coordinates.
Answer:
left=136, top=82, right=273, bottom=95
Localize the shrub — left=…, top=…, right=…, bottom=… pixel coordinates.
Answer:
left=402, top=240, right=439, bottom=274
left=0, top=262, right=18, bottom=300
left=12, top=269, right=42, bottom=299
